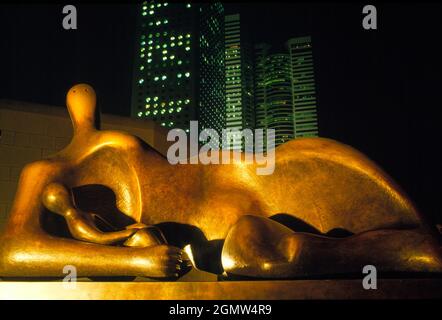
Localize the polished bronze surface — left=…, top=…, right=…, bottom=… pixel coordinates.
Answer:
left=0, top=83, right=441, bottom=280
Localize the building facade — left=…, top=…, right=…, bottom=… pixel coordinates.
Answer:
left=224, top=14, right=254, bottom=150
left=131, top=1, right=225, bottom=136
left=287, top=36, right=319, bottom=138
left=263, top=53, right=293, bottom=146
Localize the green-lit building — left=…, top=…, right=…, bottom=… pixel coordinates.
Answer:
left=264, top=53, right=293, bottom=146
left=287, top=36, right=318, bottom=138
left=254, top=36, right=319, bottom=147
left=224, top=14, right=254, bottom=150
left=131, top=1, right=225, bottom=134
left=254, top=43, right=271, bottom=133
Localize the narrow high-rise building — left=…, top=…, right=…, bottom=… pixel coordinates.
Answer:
left=254, top=45, right=293, bottom=147
left=253, top=43, right=271, bottom=133
left=131, top=1, right=225, bottom=135
left=264, top=53, right=293, bottom=146
left=224, top=14, right=254, bottom=150
left=286, top=36, right=319, bottom=138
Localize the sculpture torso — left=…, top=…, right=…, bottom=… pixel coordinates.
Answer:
left=50, top=127, right=422, bottom=241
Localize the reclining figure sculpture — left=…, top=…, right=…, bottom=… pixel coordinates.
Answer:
left=0, top=83, right=441, bottom=279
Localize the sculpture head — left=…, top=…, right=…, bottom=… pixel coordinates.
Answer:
left=41, top=183, right=75, bottom=217
left=66, top=83, right=98, bottom=133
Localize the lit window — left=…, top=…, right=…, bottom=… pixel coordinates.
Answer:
left=162, top=75, right=167, bottom=80
left=185, top=72, right=190, bottom=77
left=185, top=46, right=190, bottom=51
left=138, top=112, right=143, bottom=117
left=149, top=10, right=154, bottom=15
left=170, top=55, right=175, bottom=59
left=154, top=76, right=159, bottom=81
left=177, top=73, right=182, bottom=78
left=146, top=97, right=151, bottom=102
left=154, top=96, right=159, bottom=101
left=186, top=3, right=191, bottom=8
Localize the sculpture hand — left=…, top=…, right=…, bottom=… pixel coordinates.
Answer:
left=124, top=225, right=167, bottom=247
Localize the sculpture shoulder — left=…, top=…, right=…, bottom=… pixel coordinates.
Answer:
left=97, top=130, right=147, bottom=151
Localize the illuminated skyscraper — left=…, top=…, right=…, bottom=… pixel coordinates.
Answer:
left=131, top=2, right=225, bottom=134
left=264, top=53, right=293, bottom=146
left=253, top=43, right=271, bottom=132
left=254, top=37, right=318, bottom=147
left=224, top=14, right=254, bottom=150
left=287, top=36, right=318, bottom=137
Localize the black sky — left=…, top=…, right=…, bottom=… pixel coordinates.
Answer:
left=0, top=2, right=441, bottom=224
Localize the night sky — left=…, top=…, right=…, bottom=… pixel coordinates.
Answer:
left=0, top=2, right=441, bottom=224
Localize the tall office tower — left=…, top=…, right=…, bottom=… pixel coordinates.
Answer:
left=131, top=1, right=225, bottom=136
left=224, top=14, right=254, bottom=150
left=253, top=43, right=271, bottom=132
left=286, top=36, right=319, bottom=138
left=263, top=53, right=294, bottom=146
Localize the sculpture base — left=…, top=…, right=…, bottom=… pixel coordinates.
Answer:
left=1, top=278, right=441, bottom=300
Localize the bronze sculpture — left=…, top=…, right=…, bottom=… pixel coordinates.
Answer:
left=0, top=83, right=441, bottom=280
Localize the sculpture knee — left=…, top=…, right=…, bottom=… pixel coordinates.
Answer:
left=0, top=235, right=34, bottom=277
left=222, top=215, right=294, bottom=276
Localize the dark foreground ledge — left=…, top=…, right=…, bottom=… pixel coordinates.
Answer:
left=0, top=278, right=441, bottom=300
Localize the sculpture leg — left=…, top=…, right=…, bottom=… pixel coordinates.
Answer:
left=221, top=215, right=442, bottom=278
